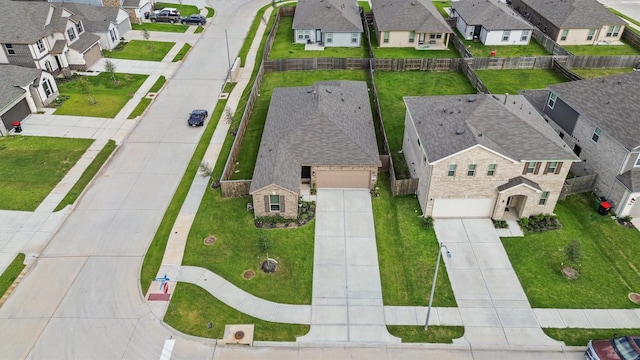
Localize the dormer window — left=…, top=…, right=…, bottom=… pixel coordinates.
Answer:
left=36, top=39, right=45, bottom=52
left=76, top=22, right=84, bottom=34
left=67, top=28, right=76, bottom=41
left=592, top=127, right=601, bottom=143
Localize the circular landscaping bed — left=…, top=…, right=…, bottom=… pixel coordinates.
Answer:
left=629, top=292, right=640, bottom=305
left=243, top=270, right=255, bottom=280
left=203, top=236, right=216, bottom=245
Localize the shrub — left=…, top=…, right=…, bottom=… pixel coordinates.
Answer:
left=421, top=216, right=434, bottom=229
left=257, top=232, right=272, bottom=254
left=564, top=239, right=583, bottom=267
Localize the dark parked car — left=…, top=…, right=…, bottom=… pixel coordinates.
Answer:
left=585, top=335, right=640, bottom=360
left=188, top=109, right=208, bottom=127
left=181, top=14, right=206, bottom=25
left=149, top=9, right=180, bottom=23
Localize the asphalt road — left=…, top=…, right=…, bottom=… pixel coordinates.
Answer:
left=597, top=0, right=640, bottom=21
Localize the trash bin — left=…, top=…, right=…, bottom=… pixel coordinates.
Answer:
left=144, top=11, right=150, bottom=19
left=598, top=200, right=612, bottom=215
left=12, top=121, right=22, bottom=133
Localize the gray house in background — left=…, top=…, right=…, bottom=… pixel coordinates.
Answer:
left=0, top=65, right=58, bottom=135
left=451, top=0, right=533, bottom=45
left=54, top=3, right=131, bottom=50
left=521, top=72, right=640, bottom=217
left=249, top=80, right=381, bottom=219
left=292, top=0, right=363, bottom=48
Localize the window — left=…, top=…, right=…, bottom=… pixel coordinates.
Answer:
left=559, top=132, right=564, bottom=139
left=326, top=32, right=333, bottom=44
left=634, top=156, right=640, bottom=167
left=520, top=30, right=529, bottom=42
left=592, top=127, right=602, bottom=143
left=110, top=28, right=117, bottom=42
left=467, top=164, right=476, bottom=176
left=44, top=60, right=53, bottom=73
left=547, top=161, right=558, bottom=174
left=423, top=154, right=427, bottom=163
left=606, top=25, right=621, bottom=37
left=383, top=32, right=389, bottom=43
left=42, top=78, right=52, bottom=97
left=502, top=30, right=511, bottom=42
left=448, top=164, right=456, bottom=177
left=269, top=195, right=280, bottom=211
left=525, top=162, right=537, bottom=174
left=436, top=33, right=442, bottom=39
left=539, top=191, right=549, bottom=205
left=487, top=164, right=497, bottom=176
left=430, top=33, right=436, bottom=39
left=547, top=93, right=557, bottom=109
left=4, top=44, right=15, bottom=55
left=573, top=144, right=582, bottom=157
left=587, top=29, right=595, bottom=41
left=351, top=32, right=358, bottom=44
left=297, top=30, right=310, bottom=40
left=67, top=28, right=76, bottom=41
left=409, top=31, right=415, bottom=43
left=560, top=29, right=568, bottom=41
left=76, top=22, right=84, bottom=34
left=417, top=138, right=421, bottom=147
left=36, top=39, right=45, bottom=52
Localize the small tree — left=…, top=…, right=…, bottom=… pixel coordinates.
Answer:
left=77, top=77, right=97, bottom=105
left=142, top=29, right=154, bottom=50
left=104, top=59, right=118, bottom=84
left=224, top=106, right=233, bottom=124
left=257, top=233, right=272, bottom=254
left=564, top=240, right=583, bottom=268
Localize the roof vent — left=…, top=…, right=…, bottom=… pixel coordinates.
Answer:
left=307, top=88, right=314, bottom=93
left=326, top=88, right=332, bottom=93
left=455, top=128, right=465, bottom=135
left=467, top=95, right=476, bottom=102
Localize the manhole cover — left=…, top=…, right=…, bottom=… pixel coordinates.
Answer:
left=243, top=270, right=255, bottom=280
left=204, top=236, right=216, bottom=245
left=234, top=331, right=245, bottom=340
left=629, top=292, right=640, bottom=305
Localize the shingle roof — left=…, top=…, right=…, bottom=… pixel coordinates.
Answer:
left=617, top=169, right=640, bottom=192
left=372, top=0, right=451, bottom=33
left=404, top=94, right=579, bottom=163
left=122, top=0, right=141, bottom=8
left=452, top=0, right=533, bottom=31
left=250, top=81, right=381, bottom=193
left=293, top=0, right=363, bottom=32
left=70, top=33, right=101, bottom=53
left=53, top=3, right=119, bottom=32
left=497, top=176, right=542, bottom=192
left=0, top=1, right=54, bottom=43
left=0, top=65, right=41, bottom=113
left=546, top=72, right=640, bottom=150
left=517, top=0, right=625, bottom=28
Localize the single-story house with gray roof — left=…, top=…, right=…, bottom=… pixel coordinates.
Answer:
left=372, top=0, right=452, bottom=50
left=403, top=93, right=579, bottom=219
left=511, top=0, right=626, bottom=45
left=521, top=72, right=640, bottom=217
left=292, top=0, right=363, bottom=48
left=249, top=80, right=381, bottom=219
left=451, top=0, right=533, bottom=45
left=0, top=65, right=58, bottom=135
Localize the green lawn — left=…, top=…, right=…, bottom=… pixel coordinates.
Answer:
left=358, top=1, right=371, bottom=12
left=164, top=283, right=310, bottom=341
left=268, top=16, right=369, bottom=59
left=370, top=25, right=461, bottom=59
left=153, top=2, right=200, bottom=16
left=0, top=137, right=93, bottom=211
left=374, top=174, right=457, bottom=307
left=563, top=40, right=640, bottom=56
left=387, top=326, right=464, bottom=343
left=231, top=70, right=369, bottom=180
left=544, top=328, right=640, bottom=346
left=205, top=7, right=215, bottom=17
left=474, top=69, right=567, bottom=94
left=127, top=76, right=166, bottom=119
left=54, top=73, right=148, bottom=118
left=503, top=193, right=640, bottom=309
left=455, top=30, right=551, bottom=57
left=104, top=40, right=175, bottom=61
left=0, top=253, right=25, bottom=299
left=172, top=43, right=192, bottom=62
left=570, top=67, right=635, bottom=79
left=131, top=23, right=188, bottom=33
left=54, top=140, right=116, bottom=211
left=374, top=71, right=475, bottom=179
left=432, top=0, right=452, bottom=17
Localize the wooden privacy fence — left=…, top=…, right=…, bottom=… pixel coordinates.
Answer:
left=532, top=29, right=569, bottom=56
left=460, top=60, right=490, bottom=93
left=552, top=59, right=583, bottom=81
left=559, top=174, right=597, bottom=200
left=372, top=57, right=463, bottom=71
left=263, top=58, right=371, bottom=71
left=468, top=55, right=557, bottom=70
left=567, top=55, right=640, bottom=69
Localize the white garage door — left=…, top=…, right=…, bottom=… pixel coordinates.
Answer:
left=316, top=170, right=370, bottom=189
left=432, top=198, right=495, bottom=218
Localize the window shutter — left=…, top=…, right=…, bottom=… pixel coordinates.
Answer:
left=534, top=162, right=541, bottom=174
left=543, top=162, right=550, bottom=175
left=555, top=162, right=563, bottom=174
left=264, top=195, right=269, bottom=213
left=280, top=195, right=285, bottom=213
left=522, top=164, right=527, bottom=175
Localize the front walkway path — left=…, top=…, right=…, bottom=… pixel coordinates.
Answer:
left=298, top=189, right=399, bottom=343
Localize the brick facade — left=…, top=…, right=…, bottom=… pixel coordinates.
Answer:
left=252, top=185, right=299, bottom=219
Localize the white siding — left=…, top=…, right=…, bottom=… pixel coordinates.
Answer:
left=482, top=29, right=531, bottom=45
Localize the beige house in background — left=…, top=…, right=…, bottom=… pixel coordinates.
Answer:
left=511, top=0, right=626, bottom=45
left=402, top=94, right=580, bottom=219
left=372, top=0, right=452, bottom=50
left=249, top=80, right=381, bottom=219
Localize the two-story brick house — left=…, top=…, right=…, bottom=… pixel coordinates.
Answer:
left=1, top=1, right=102, bottom=76
left=521, top=72, right=640, bottom=217
left=403, top=94, right=580, bottom=219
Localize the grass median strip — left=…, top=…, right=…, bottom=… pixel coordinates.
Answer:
left=54, top=140, right=116, bottom=211
left=172, top=43, right=192, bottom=62
left=544, top=328, right=640, bottom=346
left=387, top=325, right=464, bottom=343
left=0, top=253, right=26, bottom=301
left=127, top=76, right=166, bottom=119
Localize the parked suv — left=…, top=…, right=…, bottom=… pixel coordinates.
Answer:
left=585, top=335, right=640, bottom=360
left=149, top=9, right=180, bottom=23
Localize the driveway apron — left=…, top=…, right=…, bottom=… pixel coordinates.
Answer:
left=298, top=189, right=399, bottom=343
left=435, top=218, right=563, bottom=347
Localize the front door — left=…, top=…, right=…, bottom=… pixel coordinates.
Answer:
left=418, top=33, right=426, bottom=44
left=316, top=29, right=322, bottom=43
left=301, top=166, right=311, bottom=183
left=473, top=26, right=481, bottom=39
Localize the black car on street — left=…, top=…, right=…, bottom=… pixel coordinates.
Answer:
left=188, top=109, right=208, bottom=127
left=181, top=14, right=206, bottom=25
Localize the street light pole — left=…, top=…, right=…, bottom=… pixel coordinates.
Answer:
left=224, top=28, right=231, bottom=84
left=424, top=242, right=451, bottom=331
